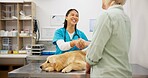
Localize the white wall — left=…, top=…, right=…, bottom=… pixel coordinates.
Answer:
left=127, top=0, right=148, bottom=68
left=33, top=0, right=101, bottom=40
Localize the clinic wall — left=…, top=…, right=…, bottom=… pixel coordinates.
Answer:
left=33, top=0, right=101, bottom=40
left=128, top=0, right=148, bottom=68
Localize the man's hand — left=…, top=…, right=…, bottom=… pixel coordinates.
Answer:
left=86, top=62, right=90, bottom=74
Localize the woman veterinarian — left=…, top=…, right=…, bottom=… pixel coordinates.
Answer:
left=85, top=0, right=132, bottom=78
left=53, top=9, right=89, bottom=54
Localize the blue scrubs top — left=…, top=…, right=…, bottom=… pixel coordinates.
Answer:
left=53, top=27, right=88, bottom=54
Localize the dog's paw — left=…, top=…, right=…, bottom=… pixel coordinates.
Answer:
left=61, top=67, right=72, bottom=73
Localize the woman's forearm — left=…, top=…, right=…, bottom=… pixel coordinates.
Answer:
left=57, top=40, right=72, bottom=51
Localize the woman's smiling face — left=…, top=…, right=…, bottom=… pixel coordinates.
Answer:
left=66, top=10, right=79, bottom=26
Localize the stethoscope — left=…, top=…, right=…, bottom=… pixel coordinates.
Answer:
left=64, top=29, right=80, bottom=42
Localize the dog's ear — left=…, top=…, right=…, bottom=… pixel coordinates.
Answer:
left=54, top=61, right=64, bottom=72
left=50, top=63, right=55, bottom=67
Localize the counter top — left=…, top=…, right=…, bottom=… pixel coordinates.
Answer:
left=8, top=63, right=148, bottom=78
left=0, top=54, right=48, bottom=66
left=8, top=63, right=86, bottom=78
left=0, top=54, right=27, bottom=58
left=26, top=55, right=48, bottom=60
left=0, top=54, right=49, bottom=59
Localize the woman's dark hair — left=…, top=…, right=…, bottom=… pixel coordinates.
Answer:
left=64, top=9, right=79, bottom=31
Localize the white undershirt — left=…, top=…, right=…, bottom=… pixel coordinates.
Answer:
left=57, top=32, right=74, bottom=51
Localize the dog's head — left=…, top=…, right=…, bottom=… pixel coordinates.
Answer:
left=40, top=55, right=64, bottom=72
left=40, top=55, right=56, bottom=72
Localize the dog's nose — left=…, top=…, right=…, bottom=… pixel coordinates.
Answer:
left=40, top=66, right=42, bottom=69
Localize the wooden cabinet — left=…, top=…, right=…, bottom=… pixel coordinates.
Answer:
left=0, top=2, right=36, bottom=53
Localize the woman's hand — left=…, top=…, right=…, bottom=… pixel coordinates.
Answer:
left=70, top=40, right=78, bottom=47
left=70, top=39, right=84, bottom=49
left=77, top=38, right=85, bottom=49
left=70, top=38, right=90, bottom=49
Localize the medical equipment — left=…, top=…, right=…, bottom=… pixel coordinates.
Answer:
left=31, top=44, right=44, bottom=55
left=33, top=19, right=40, bottom=43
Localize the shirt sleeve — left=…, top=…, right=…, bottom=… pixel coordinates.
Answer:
left=86, top=12, right=112, bottom=65
left=57, top=40, right=72, bottom=51
left=53, top=29, right=64, bottom=45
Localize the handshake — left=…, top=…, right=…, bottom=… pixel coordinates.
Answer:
left=71, top=38, right=90, bottom=50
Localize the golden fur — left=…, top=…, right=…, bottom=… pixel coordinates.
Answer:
left=40, top=50, right=86, bottom=73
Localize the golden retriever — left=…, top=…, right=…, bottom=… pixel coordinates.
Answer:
left=40, top=50, right=86, bottom=73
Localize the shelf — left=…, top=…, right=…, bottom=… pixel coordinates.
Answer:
left=0, top=18, right=32, bottom=20
left=19, top=18, right=32, bottom=20
left=0, top=19, right=17, bottom=21
left=0, top=36, right=17, bottom=38
left=0, top=2, right=36, bottom=51
left=19, top=36, right=32, bottom=38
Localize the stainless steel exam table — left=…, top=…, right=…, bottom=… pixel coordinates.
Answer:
left=8, top=63, right=148, bottom=78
